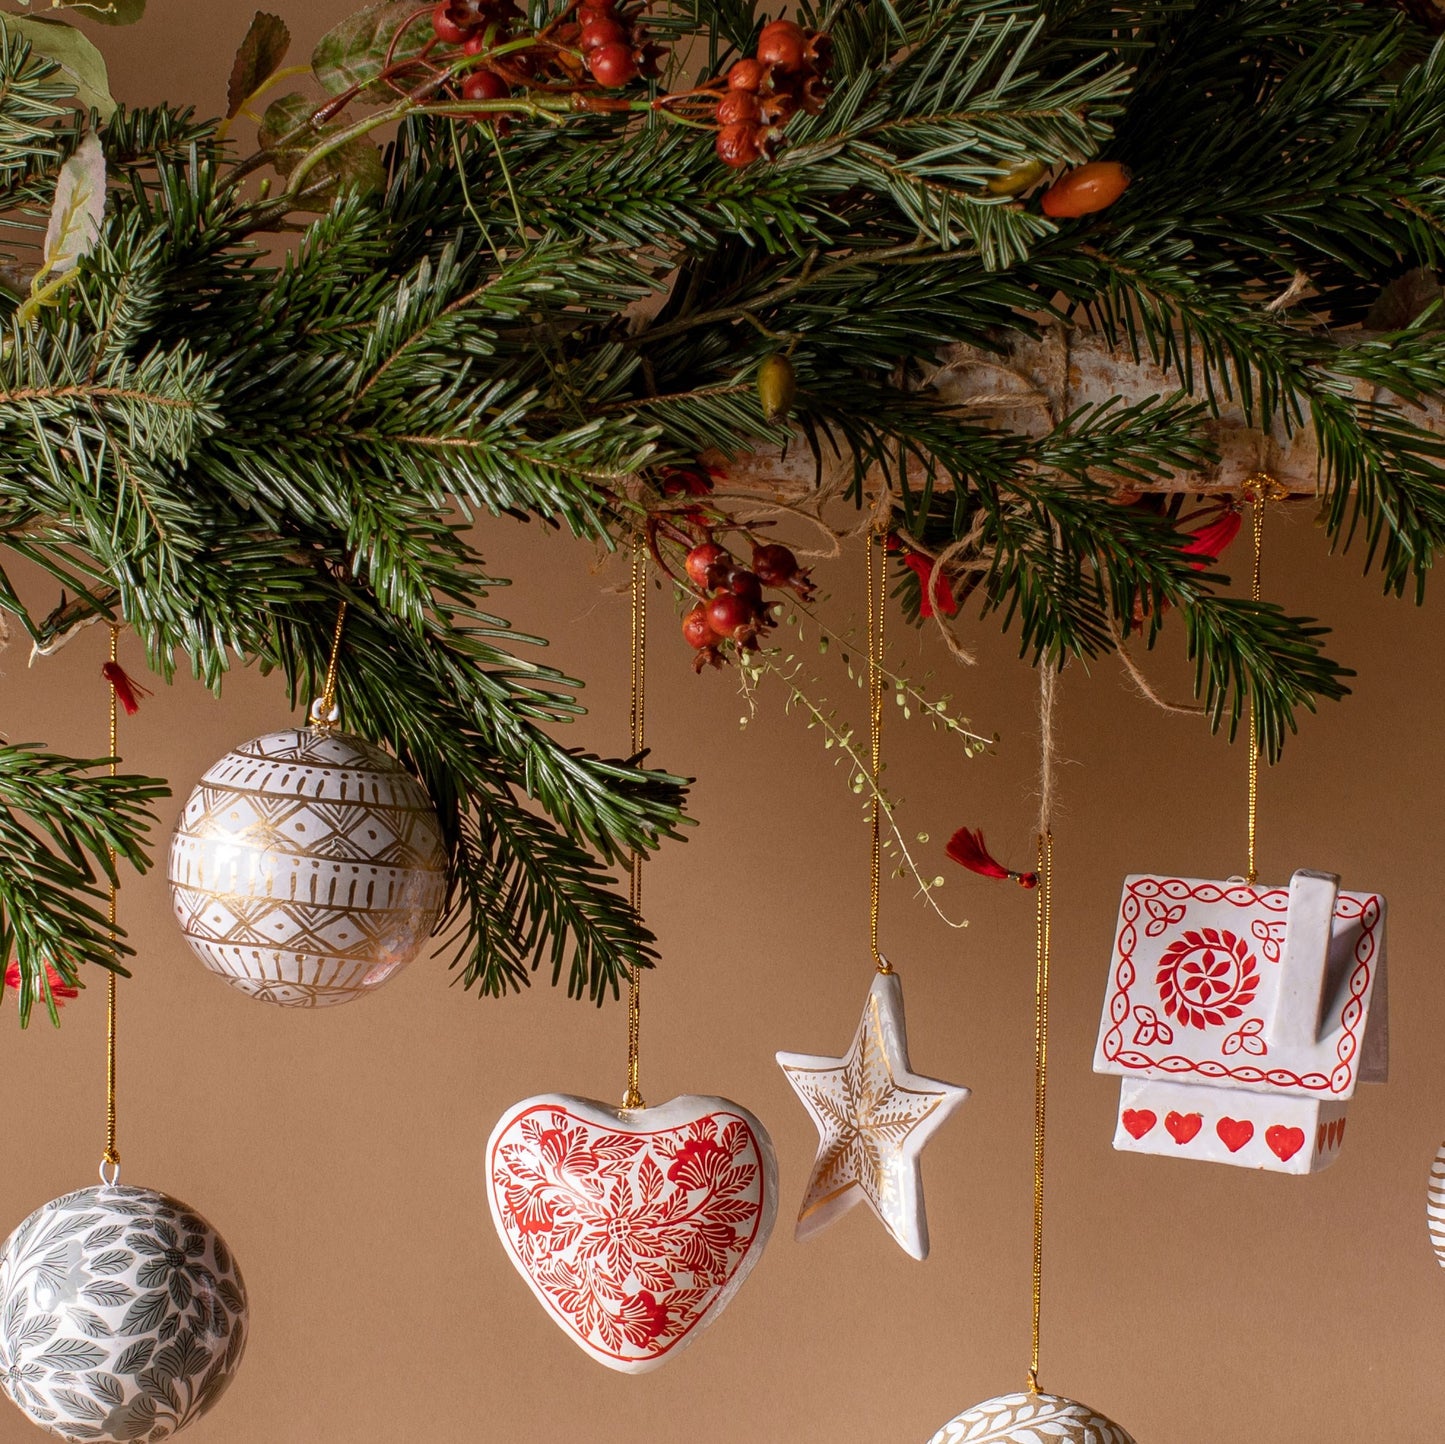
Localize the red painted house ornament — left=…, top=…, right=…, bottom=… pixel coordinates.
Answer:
left=1093, top=869, right=1387, bottom=1174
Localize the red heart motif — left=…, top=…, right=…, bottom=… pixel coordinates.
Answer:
left=1317, top=1124, right=1328, bottom=1154
left=1216, top=1117, right=1254, bottom=1153
left=487, top=1094, right=777, bottom=1373
left=1121, top=1109, right=1157, bottom=1140
left=1165, top=1111, right=1202, bottom=1145
left=1266, top=1124, right=1305, bottom=1162
left=1335, top=1118, right=1347, bottom=1147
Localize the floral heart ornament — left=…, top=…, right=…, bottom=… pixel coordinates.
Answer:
left=486, top=1093, right=777, bottom=1373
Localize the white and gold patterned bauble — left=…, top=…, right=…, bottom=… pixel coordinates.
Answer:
left=168, top=726, right=447, bottom=1007
left=0, top=1185, right=248, bottom=1442
left=1429, top=1142, right=1445, bottom=1267
left=928, top=1392, right=1136, bottom=1443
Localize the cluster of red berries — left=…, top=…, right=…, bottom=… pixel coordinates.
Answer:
left=433, top=0, right=523, bottom=47
left=680, top=540, right=815, bottom=671
left=714, top=19, right=830, bottom=169
left=570, top=0, right=661, bottom=88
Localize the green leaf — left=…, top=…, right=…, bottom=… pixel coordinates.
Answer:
left=259, top=92, right=384, bottom=198
left=227, top=10, right=290, bottom=119
left=42, top=0, right=145, bottom=25
left=311, top=0, right=429, bottom=101
left=1, top=15, right=113, bottom=117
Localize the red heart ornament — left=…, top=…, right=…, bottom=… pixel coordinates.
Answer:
left=1216, top=1117, right=1254, bottom=1153
left=486, top=1094, right=777, bottom=1373
left=1121, top=1109, right=1157, bottom=1140
left=1165, top=1110, right=1202, bottom=1145
left=1267, top=1124, right=1305, bottom=1162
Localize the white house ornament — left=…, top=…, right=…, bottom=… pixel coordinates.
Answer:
left=928, top=1392, right=1136, bottom=1444
left=1428, top=1143, right=1445, bottom=1268
left=486, top=1092, right=777, bottom=1373
left=1094, top=869, right=1386, bottom=1174
left=0, top=1185, right=248, bottom=1442
left=776, top=966, right=969, bottom=1260
left=168, top=725, right=447, bottom=1007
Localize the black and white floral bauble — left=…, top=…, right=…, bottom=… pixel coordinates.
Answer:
left=168, top=726, right=447, bottom=1007
left=928, top=1392, right=1136, bottom=1444
left=0, top=1185, right=247, bottom=1442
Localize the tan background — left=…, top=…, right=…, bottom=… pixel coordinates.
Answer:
left=3, top=7, right=1444, bottom=1440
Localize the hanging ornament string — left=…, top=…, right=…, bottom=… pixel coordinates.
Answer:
left=622, top=545, right=648, bottom=1111
left=865, top=531, right=890, bottom=975
left=313, top=600, right=349, bottom=729
left=101, top=626, right=122, bottom=1187
left=1243, top=475, right=1280, bottom=885
left=1027, top=662, right=1057, bottom=1393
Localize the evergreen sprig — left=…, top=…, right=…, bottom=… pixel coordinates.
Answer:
left=0, top=0, right=1443, bottom=1018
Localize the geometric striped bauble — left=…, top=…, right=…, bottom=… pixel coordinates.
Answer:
left=1429, top=1143, right=1445, bottom=1268
left=168, top=728, right=447, bottom=1008
left=927, top=1392, right=1137, bottom=1444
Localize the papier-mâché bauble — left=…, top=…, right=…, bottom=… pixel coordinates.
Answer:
left=928, top=1391, right=1136, bottom=1444
left=168, top=727, right=447, bottom=1007
left=0, top=1185, right=248, bottom=1442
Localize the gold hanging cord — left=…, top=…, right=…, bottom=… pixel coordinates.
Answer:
left=100, top=626, right=121, bottom=1187
left=1243, top=475, right=1280, bottom=885
left=864, top=532, right=891, bottom=975
left=1027, top=663, right=1057, bottom=1393
left=622, top=545, right=648, bottom=1110
left=313, top=600, right=349, bottom=729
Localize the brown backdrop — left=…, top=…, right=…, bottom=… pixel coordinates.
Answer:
left=2, top=10, right=1443, bottom=1440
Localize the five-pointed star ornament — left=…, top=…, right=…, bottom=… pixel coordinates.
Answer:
left=776, top=964, right=969, bottom=1260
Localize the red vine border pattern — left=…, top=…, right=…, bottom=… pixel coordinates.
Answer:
left=1102, top=878, right=1382, bottom=1094
left=488, top=1104, right=769, bottom=1366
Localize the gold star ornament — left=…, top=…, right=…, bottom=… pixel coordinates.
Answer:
left=776, top=966, right=969, bottom=1260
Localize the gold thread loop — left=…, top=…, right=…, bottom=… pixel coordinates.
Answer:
left=103, top=626, right=120, bottom=1179
left=1027, top=827, right=1053, bottom=1394
left=1241, top=475, right=1279, bottom=884
left=313, top=601, right=349, bottom=729
left=622, top=546, right=647, bottom=1112
left=865, top=532, right=890, bottom=974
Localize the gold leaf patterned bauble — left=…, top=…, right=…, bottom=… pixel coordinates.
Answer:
left=927, top=1392, right=1137, bottom=1444
left=0, top=1184, right=248, bottom=1442
left=168, top=728, right=447, bottom=1007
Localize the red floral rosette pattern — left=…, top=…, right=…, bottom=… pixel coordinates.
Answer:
left=1155, top=927, right=1259, bottom=1029
left=487, top=1098, right=775, bottom=1371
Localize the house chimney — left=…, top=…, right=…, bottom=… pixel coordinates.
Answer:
left=1265, top=869, right=1340, bottom=1052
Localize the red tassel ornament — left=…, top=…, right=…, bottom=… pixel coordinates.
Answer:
left=4, top=961, right=80, bottom=1005
left=946, top=827, right=1038, bottom=888
left=101, top=660, right=152, bottom=716
left=1180, top=506, right=1243, bottom=569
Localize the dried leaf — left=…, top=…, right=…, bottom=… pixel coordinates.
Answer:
left=227, top=11, right=291, bottom=119
left=259, top=93, right=385, bottom=202
left=311, top=0, right=430, bottom=101
left=11, top=0, right=145, bottom=24
left=42, top=132, right=106, bottom=277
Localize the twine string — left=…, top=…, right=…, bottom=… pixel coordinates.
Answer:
left=1027, top=662, right=1058, bottom=1393
left=101, top=626, right=120, bottom=1187
left=865, top=532, right=891, bottom=974
left=622, top=546, right=647, bottom=1111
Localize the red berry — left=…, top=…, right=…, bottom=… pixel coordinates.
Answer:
left=579, top=0, right=615, bottom=16
left=588, top=41, right=639, bottom=86
left=433, top=3, right=472, bottom=43
left=685, top=543, right=728, bottom=589
left=1040, top=160, right=1131, bottom=218
left=707, top=592, right=755, bottom=640
left=581, top=16, right=628, bottom=49
left=724, top=568, right=763, bottom=604
left=727, top=58, right=765, bottom=91
left=756, top=19, right=806, bottom=72
left=463, top=69, right=509, bottom=100
left=716, top=121, right=761, bottom=169
left=682, top=605, right=718, bottom=650
left=463, top=32, right=489, bottom=54
left=716, top=90, right=761, bottom=126
left=751, top=543, right=797, bottom=586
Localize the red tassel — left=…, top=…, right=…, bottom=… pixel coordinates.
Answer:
left=945, top=827, right=1038, bottom=888
left=101, top=660, right=152, bottom=715
left=4, top=962, right=79, bottom=1004
left=1180, top=507, right=1243, bottom=569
